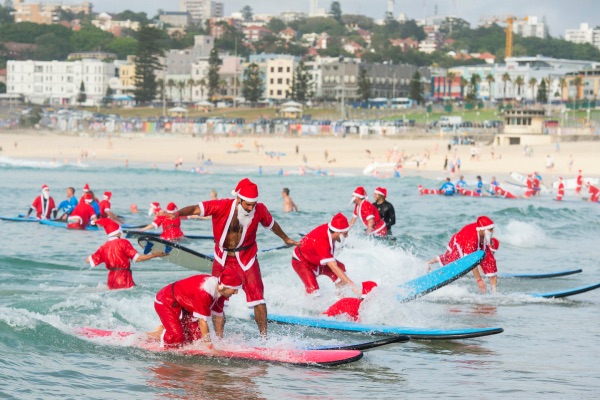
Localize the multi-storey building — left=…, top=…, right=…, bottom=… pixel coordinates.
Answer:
left=512, top=16, right=548, bottom=39
left=265, top=57, right=296, bottom=100
left=565, top=23, right=600, bottom=50
left=13, top=0, right=92, bottom=24
left=179, top=0, right=223, bottom=23
left=165, top=35, right=214, bottom=75
left=6, top=59, right=117, bottom=105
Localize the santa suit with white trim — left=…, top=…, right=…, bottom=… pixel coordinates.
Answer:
left=350, top=187, right=387, bottom=237
left=68, top=193, right=97, bottom=229
left=292, top=214, right=350, bottom=294
left=556, top=178, right=565, bottom=201
left=29, top=185, right=57, bottom=219
left=197, top=183, right=275, bottom=308
left=152, top=202, right=184, bottom=240
left=153, top=270, right=242, bottom=347
left=99, top=191, right=113, bottom=219
left=479, top=238, right=499, bottom=277
left=587, top=183, right=600, bottom=202
left=435, top=216, right=495, bottom=267
left=88, top=219, right=143, bottom=289
left=323, top=281, right=378, bottom=321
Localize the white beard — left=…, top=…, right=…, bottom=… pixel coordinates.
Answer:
left=148, top=208, right=154, bottom=216
left=483, top=230, right=493, bottom=248
left=237, top=204, right=255, bottom=228
left=42, top=191, right=49, bottom=199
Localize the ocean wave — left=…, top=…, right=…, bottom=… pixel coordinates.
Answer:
left=0, top=156, right=89, bottom=169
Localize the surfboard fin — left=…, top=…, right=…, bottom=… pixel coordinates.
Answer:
left=143, top=242, right=154, bottom=255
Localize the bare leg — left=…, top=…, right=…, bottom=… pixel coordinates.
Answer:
left=253, top=303, right=268, bottom=338
left=146, top=325, right=164, bottom=341
left=489, top=276, right=498, bottom=294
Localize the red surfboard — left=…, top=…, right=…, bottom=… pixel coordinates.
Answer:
left=76, top=327, right=363, bottom=366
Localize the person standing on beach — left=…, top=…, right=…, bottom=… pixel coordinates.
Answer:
left=161, top=179, right=299, bottom=337
left=57, top=187, right=78, bottom=220
left=86, top=218, right=164, bottom=290
left=349, top=186, right=387, bottom=237
left=373, top=187, right=395, bottom=235
left=26, top=184, right=57, bottom=220
left=427, top=216, right=496, bottom=294
left=291, top=213, right=360, bottom=297
left=282, top=188, right=299, bottom=213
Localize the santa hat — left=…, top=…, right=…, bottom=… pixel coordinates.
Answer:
left=83, top=183, right=90, bottom=193
left=41, top=184, right=49, bottom=191
left=103, top=191, right=112, bottom=200
left=96, top=218, right=121, bottom=237
left=489, top=238, right=500, bottom=253
left=361, top=281, right=378, bottom=299
left=374, top=187, right=387, bottom=197
left=84, top=193, right=93, bottom=203
left=352, top=186, right=367, bottom=199
left=476, top=216, right=494, bottom=231
left=166, top=202, right=178, bottom=212
left=328, top=213, right=350, bottom=232
left=558, top=177, right=563, bottom=180
left=231, top=178, right=252, bottom=196
left=219, top=267, right=243, bottom=290
left=238, top=182, right=259, bottom=202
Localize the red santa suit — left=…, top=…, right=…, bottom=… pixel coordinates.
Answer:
left=588, top=184, right=600, bottom=202
left=493, top=186, right=517, bottom=199
left=459, top=188, right=482, bottom=197
left=31, top=187, right=56, bottom=219
left=524, top=175, right=535, bottom=198
left=435, top=216, right=494, bottom=267
left=575, top=171, right=583, bottom=194
left=351, top=187, right=387, bottom=236
left=89, top=236, right=141, bottom=289
left=68, top=194, right=96, bottom=229
left=153, top=202, right=184, bottom=240
left=292, top=216, right=348, bottom=294
left=323, top=281, right=378, bottom=321
left=153, top=272, right=241, bottom=347
left=99, top=191, right=112, bottom=219
left=198, top=183, right=274, bottom=307
left=556, top=179, right=565, bottom=201
left=479, top=238, right=499, bottom=277
left=418, top=185, right=441, bottom=195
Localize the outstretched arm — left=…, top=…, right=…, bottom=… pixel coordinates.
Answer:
left=271, top=221, right=300, bottom=246
left=326, top=260, right=360, bottom=296
left=160, top=204, right=200, bottom=218
left=135, top=252, right=166, bottom=262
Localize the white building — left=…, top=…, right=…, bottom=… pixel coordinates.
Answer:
left=266, top=57, right=296, bottom=100
left=6, top=59, right=117, bottom=106
left=180, top=0, right=223, bottom=23
left=512, top=16, right=548, bottom=39
left=565, top=23, right=600, bottom=50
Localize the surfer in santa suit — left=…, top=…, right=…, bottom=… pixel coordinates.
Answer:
left=427, top=216, right=496, bottom=293
left=161, top=178, right=299, bottom=337
left=86, top=218, right=164, bottom=290
left=586, top=182, right=600, bottom=202
left=291, top=213, right=361, bottom=297
left=67, top=193, right=97, bottom=229
left=98, top=191, right=123, bottom=223
left=349, top=186, right=387, bottom=237
left=148, top=268, right=242, bottom=348
left=26, top=184, right=57, bottom=220
left=139, top=202, right=185, bottom=240
left=478, top=238, right=499, bottom=294
left=323, top=281, right=378, bottom=321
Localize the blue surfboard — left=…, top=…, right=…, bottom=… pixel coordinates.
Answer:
left=499, top=269, right=583, bottom=279
left=38, top=219, right=99, bottom=231
left=267, top=313, right=504, bottom=340
left=0, top=215, right=39, bottom=222
left=397, top=250, right=485, bottom=302
left=530, top=282, right=600, bottom=298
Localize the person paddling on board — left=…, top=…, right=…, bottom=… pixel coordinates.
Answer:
left=139, top=202, right=185, bottom=240
left=292, top=213, right=360, bottom=297
left=67, top=193, right=97, bottom=229
left=86, top=218, right=165, bottom=290
left=427, top=216, right=496, bottom=293
left=556, top=177, right=565, bottom=201
left=476, top=176, right=483, bottom=195
left=99, top=191, right=123, bottom=224
left=456, top=175, right=467, bottom=190
left=147, top=267, right=242, bottom=348
left=488, top=176, right=499, bottom=195
left=323, top=281, right=378, bottom=321
left=57, top=187, right=78, bottom=220
left=373, top=187, right=396, bottom=235
left=478, top=238, right=499, bottom=294
left=160, top=178, right=299, bottom=338
left=439, top=178, right=456, bottom=196
left=79, top=183, right=91, bottom=203
left=26, top=184, right=57, bottom=220
left=349, top=186, right=387, bottom=237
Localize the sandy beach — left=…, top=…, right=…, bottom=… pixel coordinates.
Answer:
left=1, top=131, right=600, bottom=180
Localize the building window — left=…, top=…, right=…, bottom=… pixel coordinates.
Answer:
left=286, top=79, right=289, bottom=84
left=278, top=67, right=283, bottom=72
left=270, top=90, right=273, bottom=95
left=277, top=90, right=282, bottom=95
left=270, top=79, right=274, bottom=84
left=270, top=67, right=274, bottom=72
left=287, top=67, right=290, bottom=72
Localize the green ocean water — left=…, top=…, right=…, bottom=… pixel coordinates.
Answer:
left=1, top=160, right=599, bottom=399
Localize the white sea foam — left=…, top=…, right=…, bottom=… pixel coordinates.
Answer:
left=0, top=156, right=89, bottom=169
left=497, top=220, right=549, bottom=248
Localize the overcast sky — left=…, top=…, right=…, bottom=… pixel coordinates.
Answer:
left=94, top=0, right=598, bottom=37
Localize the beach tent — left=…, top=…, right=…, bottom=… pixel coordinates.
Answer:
left=281, top=100, right=303, bottom=108
left=280, top=106, right=303, bottom=119
left=168, top=106, right=189, bottom=117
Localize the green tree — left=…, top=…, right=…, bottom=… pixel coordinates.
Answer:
left=33, top=32, right=72, bottom=60
left=0, top=2, right=14, bottom=24
left=329, top=1, right=343, bottom=24
left=446, top=71, right=456, bottom=98
left=514, top=75, right=525, bottom=98
left=70, top=25, right=115, bottom=52
left=133, top=26, right=164, bottom=104
left=290, top=60, right=312, bottom=101
left=176, top=80, right=186, bottom=102
left=466, top=73, right=481, bottom=101
left=106, top=37, right=138, bottom=59
left=102, top=86, right=114, bottom=107
left=112, top=10, right=150, bottom=24
left=536, top=78, right=548, bottom=104
left=356, top=67, right=371, bottom=102
left=207, top=48, right=221, bottom=101
left=459, top=77, right=468, bottom=98
left=574, top=76, right=583, bottom=100
left=528, top=77, right=537, bottom=101
left=409, top=70, right=423, bottom=104
left=166, top=78, right=175, bottom=101
left=77, top=81, right=87, bottom=105
left=558, top=77, right=567, bottom=99
left=266, top=18, right=286, bottom=33
left=501, top=72, right=512, bottom=101
left=485, top=73, right=495, bottom=100
left=241, top=5, right=253, bottom=22
left=242, top=63, right=263, bottom=106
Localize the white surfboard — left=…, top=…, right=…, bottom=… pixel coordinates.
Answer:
left=552, top=177, right=599, bottom=190
left=510, top=172, right=549, bottom=193
left=362, top=162, right=398, bottom=175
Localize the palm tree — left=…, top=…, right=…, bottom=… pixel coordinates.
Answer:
left=574, top=76, right=583, bottom=100
left=558, top=77, right=567, bottom=101
left=528, top=77, right=537, bottom=103
left=197, top=78, right=207, bottom=100
left=514, top=75, right=525, bottom=100
left=187, top=77, right=195, bottom=102
left=176, top=80, right=186, bottom=103
left=166, top=79, right=176, bottom=102
left=218, top=79, right=228, bottom=98
left=446, top=71, right=456, bottom=99
left=459, top=77, right=468, bottom=99
left=545, top=76, right=553, bottom=102
left=470, top=73, right=482, bottom=101
left=501, top=73, right=511, bottom=103
left=485, top=74, right=495, bottom=105
left=156, top=78, right=165, bottom=101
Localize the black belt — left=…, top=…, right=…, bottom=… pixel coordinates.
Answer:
left=223, top=245, right=251, bottom=252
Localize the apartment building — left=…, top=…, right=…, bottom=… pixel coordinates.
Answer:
left=179, top=0, right=223, bottom=23
left=565, top=23, right=600, bottom=50
left=265, top=57, right=296, bottom=100
left=13, top=0, right=92, bottom=24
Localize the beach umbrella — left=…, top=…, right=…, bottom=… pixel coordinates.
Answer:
left=281, top=101, right=303, bottom=108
